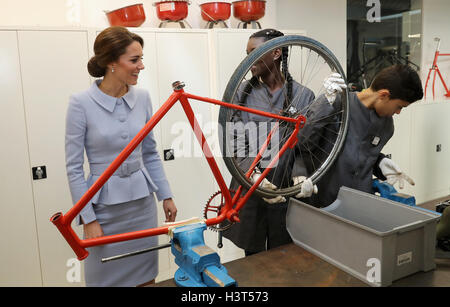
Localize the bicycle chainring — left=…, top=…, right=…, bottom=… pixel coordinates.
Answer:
left=203, top=190, right=235, bottom=232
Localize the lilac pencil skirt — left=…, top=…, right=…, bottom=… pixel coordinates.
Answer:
left=84, top=194, right=159, bottom=287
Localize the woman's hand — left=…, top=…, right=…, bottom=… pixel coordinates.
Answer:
left=83, top=220, right=104, bottom=239
left=163, top=198, right=177, bottom=223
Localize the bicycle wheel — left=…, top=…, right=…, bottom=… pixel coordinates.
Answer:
left=218, top=35, right=349, bottom=198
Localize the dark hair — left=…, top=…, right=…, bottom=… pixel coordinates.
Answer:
left=87, top=26, right=144, bottom=78
left=240, top=29, right=293, bottom=109
left=370, top=64, right=423, bottom=103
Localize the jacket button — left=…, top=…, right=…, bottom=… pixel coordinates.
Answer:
left=121, top=133, right=128, bottom=139
left=119, top=116, right=126, bottom=122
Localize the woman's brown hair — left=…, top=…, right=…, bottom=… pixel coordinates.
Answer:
left=87, top=26, right=144, bottom=78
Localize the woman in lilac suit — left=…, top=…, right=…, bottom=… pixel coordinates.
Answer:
left=66, top=26, right=177, bottom=287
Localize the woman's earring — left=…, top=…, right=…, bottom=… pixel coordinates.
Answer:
left=111, top=67, right=115, bottom=73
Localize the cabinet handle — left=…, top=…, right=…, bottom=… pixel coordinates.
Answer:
left=32, top=166, right=47, bottom=180
left=164, top=149, right=175, bottom=161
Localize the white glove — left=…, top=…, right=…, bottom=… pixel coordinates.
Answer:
left=262, top=195, right=286, bottom=204
left=293, top=176, right=318, bottom=198
left=323, top=72, right=347, bottom=104
left=251, top=169, right=286, bottom=204
left=379, top=157, right=415, bottom=189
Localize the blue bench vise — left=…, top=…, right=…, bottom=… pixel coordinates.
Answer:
left=170, top=222, right=237, bottom=287
left=372, top=179, right=442, bottom=215
left=372, top=179, right=416, bottom=206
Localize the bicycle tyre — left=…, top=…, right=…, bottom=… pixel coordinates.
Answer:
left=219, top=35, right=349, bottom=198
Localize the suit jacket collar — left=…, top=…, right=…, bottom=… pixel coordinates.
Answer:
left=89, top=79, right=137, bottom=112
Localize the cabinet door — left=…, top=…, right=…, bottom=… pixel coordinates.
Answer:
left=213, top=29, right=257, bottom=100
left=0, top=30, right=42, bottom=286
left=130, top=30, right=173, bottom=280
left=156, top=31, right=217, bottom=219
left=154, top=31, right=219, bottom=278
left=18, top=30, right=91, bottom=286
left=210, top=29, right=258, bottom=262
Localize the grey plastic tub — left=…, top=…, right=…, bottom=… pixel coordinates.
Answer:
left=286, top=187, right=441, bottom=287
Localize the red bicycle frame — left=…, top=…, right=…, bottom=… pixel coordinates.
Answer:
left=50, top=82, right=306, bottom=261
left=424, top=37, right=450, bottom=99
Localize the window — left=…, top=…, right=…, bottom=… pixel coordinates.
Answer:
left=347, top=0, right=422, bottom=91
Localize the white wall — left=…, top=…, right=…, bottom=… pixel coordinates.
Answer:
left=414, top=0, right=450, bottom=201
left=276, top=0, right=347, bottom=73
left=0, top=0, right=277, bottom=29
left=421, top=0, right=450, bottom=100
left=378, top=0, right=450, bottom=204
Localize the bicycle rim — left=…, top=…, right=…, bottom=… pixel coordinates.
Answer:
left=219, top=35, right=349, bottom=198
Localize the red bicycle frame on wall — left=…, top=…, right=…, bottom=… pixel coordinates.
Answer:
left=50, top=81, right=306, bottom=261
left=424, top=37, right=450, bottom=99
